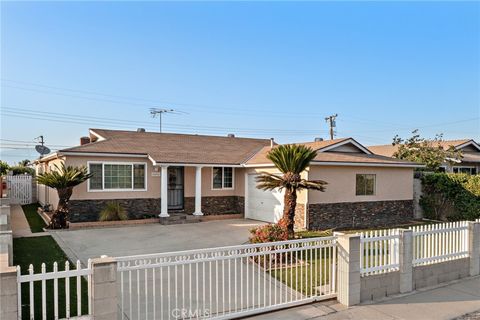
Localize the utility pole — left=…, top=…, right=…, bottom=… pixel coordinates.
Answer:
left=150, top=108, right=175, bottom=133
left=325, top=114, right=338, bottom=140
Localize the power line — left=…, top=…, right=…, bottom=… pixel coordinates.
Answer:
left=2, top=107, right=327, bottom=135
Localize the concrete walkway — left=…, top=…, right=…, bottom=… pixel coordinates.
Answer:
left=251, top=276, right=480, bottom=320
left=10, top=204, right=48, bottom=238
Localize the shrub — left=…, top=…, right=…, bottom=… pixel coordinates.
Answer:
left=249, top=219, right=290, bottom=243
left=99, top=202, right=128, bottom=221
left=420, top=173, right=480, bottom=221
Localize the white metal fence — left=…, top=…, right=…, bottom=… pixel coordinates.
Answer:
left=6, top=175, right=33, bottom=205
left=17, top=260, right=92, bottom=320
left=410, top=221, right=469, bottom=266
left=359, top=229, right=400, bottom=276
left=116, top=237, right=337, bottom=320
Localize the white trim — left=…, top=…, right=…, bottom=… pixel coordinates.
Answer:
left=455, top=140, right=480, bottom=152
left=318, top=138, right=373, bottom=155
left=36, top=152, right=59, bottom=162
left=89, top=129, right=106, bottom=141
left=87, top=161, right=148, bottom=192
left=154, top=162, right=243, bottom=168
left=211, top=166, right=235, bottom=190
left=242, top=163, right=276, bottom=168
left=310, top=161, right=424, bottom=168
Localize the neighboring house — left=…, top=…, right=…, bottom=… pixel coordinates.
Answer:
left=368, top=139, right=480, bottom=175
left=36, top=128, right=421, bottom=230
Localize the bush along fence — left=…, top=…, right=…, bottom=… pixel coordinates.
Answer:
left=1, top=219, right=480, bottom=319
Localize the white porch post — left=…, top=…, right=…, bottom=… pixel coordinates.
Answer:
left=159, top=165, right=169, bottom=217
left=193, top=166, right=203, bottom=216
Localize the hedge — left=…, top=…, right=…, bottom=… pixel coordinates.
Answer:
left=420, top=173, right=480, bottom=221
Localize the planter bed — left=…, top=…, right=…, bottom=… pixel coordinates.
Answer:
left=69, top=218, right=159, bottom=230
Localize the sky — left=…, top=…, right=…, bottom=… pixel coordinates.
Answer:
left=1, top=1, right=479, bottom=164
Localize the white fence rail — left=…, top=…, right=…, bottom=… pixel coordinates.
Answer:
left=359, top=229, right=400, bottom=276
left=116, top=237, right=337, bottom=320
left=17, top=260, right=92, bottom=320
left=409, top=221, right=469, bottom=266
left=6, top=175, right=33, bottom=205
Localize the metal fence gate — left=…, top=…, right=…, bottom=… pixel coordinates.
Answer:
left=6, top=175, right=33, bottom=205
left=116, top=237, right=337, bottom=320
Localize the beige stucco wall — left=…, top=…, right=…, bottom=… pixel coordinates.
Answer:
left=184, top=166, right=245, bottom=197
left=65, top=156, right=160, bottom=200
left=63, top=155, right=243, bottom=200
left=36, top=158, right=64, bottom=209
left=308, top=165, right=414, bottom=204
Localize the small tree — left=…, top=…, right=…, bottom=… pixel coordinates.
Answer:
left=392, top=130, right=462, bottom=171
left=256, top=144, right=327, bottom=236
left=0, top=161, right=9, bottom=176
left=36, top=164, right=92, bottom=229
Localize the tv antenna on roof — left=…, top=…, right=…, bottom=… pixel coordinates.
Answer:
left=149, top=108, right=188, bottom=133
left=34, top=135, right=51, bottom=158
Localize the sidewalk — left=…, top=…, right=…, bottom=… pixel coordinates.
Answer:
left=251, top=276, right=480, bottom=320
left=10, top=204, right=48, bottom=238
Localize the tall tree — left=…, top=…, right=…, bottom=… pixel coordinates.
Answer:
left=393, top=130, right=462, bottom=171
left=36, top=164, right=92, bottom=229
left=256, top=144, right=327, bottom=236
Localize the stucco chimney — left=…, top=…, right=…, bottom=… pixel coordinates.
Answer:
left=270, top=138, right=274, bottom=148
left=80, top=136, right=90, bottom=145
left=227, top=133, right=235, bottom=138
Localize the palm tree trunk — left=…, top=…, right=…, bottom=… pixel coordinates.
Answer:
left=49, top=187, right=73, bottom=229
left=282, top=188, right=297, bottom=237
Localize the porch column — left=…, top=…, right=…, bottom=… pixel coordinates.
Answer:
left=159, top=165, right=169, bottom=217
left=193, top=166, right=203, bottom=216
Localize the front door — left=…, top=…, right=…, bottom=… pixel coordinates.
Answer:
left=167, top=167, right=184, bottom=210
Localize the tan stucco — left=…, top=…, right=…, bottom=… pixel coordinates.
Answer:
left=60, top=155, right=243, bottom=200
left=37, top=158, right=65, bottom=209
left=307, top=165, right=414, bottom=204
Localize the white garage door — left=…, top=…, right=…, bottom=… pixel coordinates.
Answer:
left=246, top=174, right=284, bottom=223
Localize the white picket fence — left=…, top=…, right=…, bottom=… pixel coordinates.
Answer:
left=6, top=175, right=33, bottom=205
left=17, top=260, right=92, bottom=320
left=359, top=221, right=472, bottom=276
left=116, top=237, right=337, bottom=320
left=410, top=221, right=469, bottom=266
left=359, top=229, right=400, bottom=276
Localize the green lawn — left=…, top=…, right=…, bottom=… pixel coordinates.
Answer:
left=13, top=236, right=88, bottom=319
left=21, top=203, right=47, bottom=233
left=268, top=248, right=335, bottom=296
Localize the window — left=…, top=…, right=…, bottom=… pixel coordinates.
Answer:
left=212, top=167, right=234, bottom=189
left=356, top=174, right=375, bottom=196
left=88, top=162, right=146, bottom=191
left=453, top=167, right=477, bottom=175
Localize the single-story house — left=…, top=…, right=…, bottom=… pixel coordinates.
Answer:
left=36, top=128, right=421, bottom=230
left=368, top=139, right=480, bottom=175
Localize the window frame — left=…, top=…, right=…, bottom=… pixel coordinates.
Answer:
left=87, top=161, right=148, bottom=192
left=211, top=167, right=235, bottom=190
left=355, top=173, right=376, bottom=196
left=452, top=166, right=477, bottom=175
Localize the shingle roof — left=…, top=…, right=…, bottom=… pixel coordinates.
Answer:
left=368, top=139, right=474, bottom=157
left=60, top=129, right=272, bottom=165
left=245, top=140, right=419, bottom=166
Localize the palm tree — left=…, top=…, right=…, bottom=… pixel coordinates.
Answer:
left=256, top=144, right=327, bottom=236
left=36, top=164, right=92, bottom=229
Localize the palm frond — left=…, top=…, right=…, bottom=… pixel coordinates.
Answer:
left=36, top=163, right=92, bottom=189
left=266, top=144, right=317, bottom=174
left=255, top=173, right=286, bottom=191
left=297, top=179, right=327, bottom=191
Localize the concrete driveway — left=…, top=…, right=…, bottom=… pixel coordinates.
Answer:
left=49, top=219, right=264, bottom=264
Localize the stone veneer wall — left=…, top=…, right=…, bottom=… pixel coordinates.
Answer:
left=69, top=198, right=160, bottom=222
left=307, top=200, right=414, bottom=230
left=413, top=258, right=470, bottom=290
left=70, top=196, right=245, bottom=222
left=184, top=196, right=244, bottom=215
